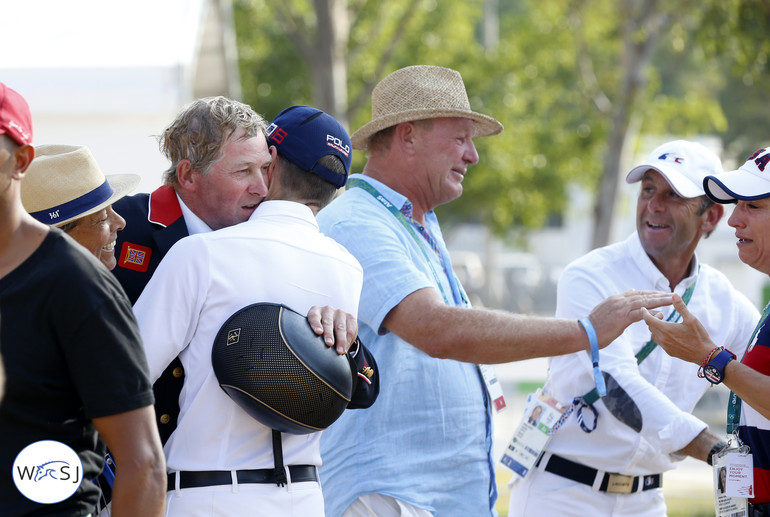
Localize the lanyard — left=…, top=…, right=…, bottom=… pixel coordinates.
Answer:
left=347, top=177, right=466, bottom=306
left=559, top=275, right=700, bottom=434
left=727, top=300, right=770, bottom=434
left=581, top=273, right=698, bottom=406
left=348, top=178, right=502, bottom=414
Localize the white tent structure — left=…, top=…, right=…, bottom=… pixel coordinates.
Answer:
left=0, top=0, right=240, bottom=193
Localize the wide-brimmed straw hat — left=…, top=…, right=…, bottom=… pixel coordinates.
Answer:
left=351, top=65, right=504, bottom=150
left=21, top=144, right=140, bottom=227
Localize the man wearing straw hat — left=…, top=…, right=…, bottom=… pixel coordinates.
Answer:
left=316, top=65, right=673, bottom=516
left=0, top=84, right=166, bottom=515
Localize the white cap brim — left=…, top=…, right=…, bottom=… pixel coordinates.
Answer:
left=704, top=169, right=770, bottom=203
left=626, top=164, right=704, bottom=198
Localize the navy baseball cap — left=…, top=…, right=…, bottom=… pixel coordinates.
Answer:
left=266, top=105, right=352, bottom=188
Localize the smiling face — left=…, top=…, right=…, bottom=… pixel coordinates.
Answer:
left=636, top=170, right=713, bottom=271
left=728, top=197, right=770, bottom=275
left=65, top=205, right=126, bottom=270
left=412, top=117, right=479, bottom=210
left=183, top=128, right=271, bottom=230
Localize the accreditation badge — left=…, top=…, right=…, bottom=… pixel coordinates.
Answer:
left=713, top=443, right=752, bottom=517
left=500, top=389, right=568, bottom=480
left=479, top=364, right=506, bottom=412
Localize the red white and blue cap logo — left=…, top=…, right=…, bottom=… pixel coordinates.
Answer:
left=625, top=140, right=723, bottom=198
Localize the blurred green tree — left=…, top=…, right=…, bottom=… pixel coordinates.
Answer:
left=233, top=0, right=770, bottom=247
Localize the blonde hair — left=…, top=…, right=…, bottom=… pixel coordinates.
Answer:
left=160, top=96, right=267, bottom=187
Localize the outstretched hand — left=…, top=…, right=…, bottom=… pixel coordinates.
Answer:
left=641, top=293, right=715, bottom=365
left=588, top=289, right=674, bottom=348
left=307, top=305, right=358, bottom=355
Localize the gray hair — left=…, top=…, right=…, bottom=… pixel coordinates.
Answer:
left=160, top=96, right=268, bottom=187
left=697, top=195, right=718, bottom=239
left=367, top=119, right=435, bottom=155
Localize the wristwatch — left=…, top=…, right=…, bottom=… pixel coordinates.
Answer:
left=702, top=349, right=736, bottom=385
left=707, top=440, right=728, bottom=466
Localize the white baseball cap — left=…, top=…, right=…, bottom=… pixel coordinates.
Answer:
left=704, top=147, right=770, bottom=203
left=625, top=140, right=723, bottom=198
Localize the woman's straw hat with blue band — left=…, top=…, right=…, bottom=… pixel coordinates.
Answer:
left=21, top=144, right=140, bottom=227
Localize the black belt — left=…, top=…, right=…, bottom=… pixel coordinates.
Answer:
left=750, top=502, right=770, bottom=517
left=167, top=465, right=317, bottom=491
left=538, top=453, right=662, bottom=494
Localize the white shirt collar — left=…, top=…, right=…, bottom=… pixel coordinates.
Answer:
left=629, top=231, right=700, bottom=293
left=248, top=200, right=318, bottom=228
left=177, top=192, right=213, bottom=235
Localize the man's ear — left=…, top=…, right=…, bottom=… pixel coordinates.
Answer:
left=176, top=160, right=195, bottom=191
left=702, top=202, right=724, bottom=235
left=12, top=144, right=34, bottom=178
left=393, top=122, right=418, bottom=156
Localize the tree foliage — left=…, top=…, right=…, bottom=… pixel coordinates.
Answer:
left=233, top=0, right=770, bottom=245
left=696, top=0, right=770, bottom=161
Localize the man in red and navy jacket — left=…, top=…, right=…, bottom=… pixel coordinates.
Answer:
left=112, top=97, right=360, bottom=445
left=113, top=185, right=188, bottom=304
left=113, top=97, right=272, bottom=444
left=113, top=185, right=194, bottom=444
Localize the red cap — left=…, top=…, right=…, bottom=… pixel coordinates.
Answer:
left=0, top=83, right=33, bottom=145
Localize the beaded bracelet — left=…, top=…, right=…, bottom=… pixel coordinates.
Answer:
left=697, top=346, right=724, bottom=378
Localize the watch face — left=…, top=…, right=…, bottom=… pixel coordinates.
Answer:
left=703, top=365, right=722, bottom=384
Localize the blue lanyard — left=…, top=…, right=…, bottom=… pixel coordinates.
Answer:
left=727, top=300, right=770, bottom=434
left=347, top=177, right=467, bottom=306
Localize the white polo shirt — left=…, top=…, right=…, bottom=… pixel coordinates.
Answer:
left=133, top=200, right=363, bottom=472
left=544, top=232, right=759, bottom=475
